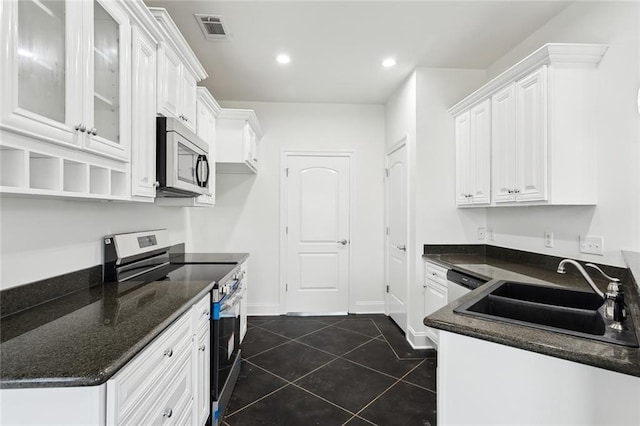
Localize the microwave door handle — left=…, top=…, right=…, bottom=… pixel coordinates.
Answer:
left=201, top=155, right=210, bottom=188
left=195, top=155, right=203, bottom=187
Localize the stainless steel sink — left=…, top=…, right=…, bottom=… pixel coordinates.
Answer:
left=454, top=280, right=639, bottom=347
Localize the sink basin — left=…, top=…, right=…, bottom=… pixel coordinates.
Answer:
left=454, top=280, right=638, bottom=347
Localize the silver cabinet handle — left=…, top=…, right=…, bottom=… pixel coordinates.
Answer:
left=75, top=124, right=86, bottom=132
left=337, top=239, right=348, bottom=245
left=89, top=128, right=98, bottom=136
left=164, top=348, right=173, bottom=358
left=162, top=408, right=173, bottom=418
left=199, top=344, right=206, bottom=351
left=203, top=310, right=210, bottom=317
left=397, top=245, right=406, bottom=252
left=513, top=189, right=520, bottom=194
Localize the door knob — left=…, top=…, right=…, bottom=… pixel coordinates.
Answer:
left=337, top=239, right=348, bottom=245
left=397, top=245, right=406, bottom=252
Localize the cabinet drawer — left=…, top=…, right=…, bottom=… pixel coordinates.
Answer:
left=122, top=347, right=193, bottom=426
left=193, top=294, right=211, bottom=331
left=425, top=262, right=448, bottom=286
left=108, top=312, right=192, bottom=424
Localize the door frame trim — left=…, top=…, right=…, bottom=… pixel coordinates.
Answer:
left=279, top=151, right=355, bottom=314
left=384, top=137, right=409, bottom=321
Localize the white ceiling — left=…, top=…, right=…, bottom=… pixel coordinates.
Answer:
left=144, top=1, right=572, bottom=104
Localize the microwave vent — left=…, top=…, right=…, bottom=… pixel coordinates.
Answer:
left=195, top=14, right=229, bottom=40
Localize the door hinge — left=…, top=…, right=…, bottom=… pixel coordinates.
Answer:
left=386, top=285, right=390, bottom=293
left=385, top=168, right=389, bottom=178
left=285, top=168, right=289, bottom=177
left=386, top=226, right=389, bottom=235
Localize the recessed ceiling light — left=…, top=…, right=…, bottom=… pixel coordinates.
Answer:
left=382, top=58, right=396, bottom=68
left=276, top=54, right=291, bottom=65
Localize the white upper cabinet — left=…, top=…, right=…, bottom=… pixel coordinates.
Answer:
left=1, top=0, right=131, bottom=161
left=514, top=67, right=548, bottom=202
left=491, top=84, right=517, bottom=203
left=216, top=109, right=263, bottom=174
left=150, top=7, right=207, bottom=134
left=450, top=43, right=608, bottom=207
left=130, top=16, right=162, bottom=201
left=455, top=99, right=491, bottom=206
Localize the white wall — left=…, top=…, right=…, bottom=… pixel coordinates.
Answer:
left=383, top=68, right=487, bottom=346
left=410, top=68, right=487, bottom=344
left=484, top=1, right=640, bottom=267
left=187, top=101, right=386, bottom=315
left=0, top=197, right=187, bottom=289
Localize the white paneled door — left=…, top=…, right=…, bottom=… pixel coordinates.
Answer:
left=284, top=154, right=351, bottom=314
left=386, top=142, right=407, bottom=332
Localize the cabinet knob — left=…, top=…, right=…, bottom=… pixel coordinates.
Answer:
left=162, top=408, right=173, bottom=418
left=507, top=189, right=513, bottom=194
left=203, top=310, right=209, bottom=317
left=89, top=128, right=98, bottom=136
left=164, top=348, right=173, bottom=358
left=74, top=124, right=86, bottom=133
left=199, top=344, right=206, bottom=352
left=514, top=188, right=520, bottom=194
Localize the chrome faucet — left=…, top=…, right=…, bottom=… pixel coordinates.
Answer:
left=557, top=259, right=626, bottom=328
left=556, top=259, right=605, bottom=299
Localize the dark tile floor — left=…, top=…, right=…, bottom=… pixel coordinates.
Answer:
left=223, top=315, right=437, bottom=426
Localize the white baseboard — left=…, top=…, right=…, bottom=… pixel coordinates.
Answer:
left=247, top=303, right=281, bottom=316
left=407, top=325, right=436, bottom=349
left=350, top=301, right=385, bottom=314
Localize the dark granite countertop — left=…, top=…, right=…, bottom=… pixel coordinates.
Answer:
left=423, top=248, right=640, bottom=377
left=0, top=262, right=240, bottom=389
left=170, top=252, right=250, bottom=265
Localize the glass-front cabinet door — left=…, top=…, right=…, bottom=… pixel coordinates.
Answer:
left=1, top=0, right=82, bottom=146
left=0, top=0, right=130, bottom=161
left=84, top=0, right=130, bottom=160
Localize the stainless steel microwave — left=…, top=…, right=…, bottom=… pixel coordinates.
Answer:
left=156, top=117, right=210, bottom=197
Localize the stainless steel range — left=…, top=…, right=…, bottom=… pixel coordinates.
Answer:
left=103, top=229, right=243, bottom=426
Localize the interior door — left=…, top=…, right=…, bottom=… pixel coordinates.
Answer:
left=386, top=143, right=407, bottom=332
left=285, top=154, right=351, bottom=314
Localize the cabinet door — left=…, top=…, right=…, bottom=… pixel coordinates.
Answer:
left=492, top=84, right=517, bottom=203
left=469, top=99, right=491, bottom=204
left=131, top=26, right=157, bottom=199
left=193, top=324, right=210, bottom=426
left=157, top=44, right=182, bottom=119
left=181, top=70, right=198, bottom=133
left=1, top=0, right=83, bottom=146
left=83, top=0, right=131, bottom=160
left=424, top=280, right=447, bottom=344
left=244, top=122, right=258, bottom=170
left=195, top=97, right=216, bottom=205
left=516, top=67, right=548, bottom=202
left=454, top=111, right=471, bottom=205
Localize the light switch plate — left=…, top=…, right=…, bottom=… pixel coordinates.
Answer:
left=580, top=235, right=604, bottom=255
left=477, top=227, right=486, bottom=240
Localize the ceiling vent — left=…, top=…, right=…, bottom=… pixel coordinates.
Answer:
left=195, top=14, right=229, bottom=40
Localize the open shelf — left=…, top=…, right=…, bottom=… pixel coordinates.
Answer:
left=89, top=166, right=110, bottom=195
left=29, top=152, right=61, bottom=190
left=63, top=160, right=89, bottom=193
left=0, top=147, right=27, bottom=188
left=110, top=170, right=127, bottom=196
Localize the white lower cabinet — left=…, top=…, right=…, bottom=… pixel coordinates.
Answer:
left=424, top=261, right=449, bottom=346
left=192, top=294, right=211, bottom=426
left=438, top=331, right=640, bottom=425
left=106, top=293, right=210, bottom=426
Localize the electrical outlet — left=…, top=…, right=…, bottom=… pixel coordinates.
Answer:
left=580, top=235, right=604, bottom=255
left=477, top=227, right=486, bottom=240
left=488, top=227, right=495, bottom=241
left=544, top=231, right=554, bottom=248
